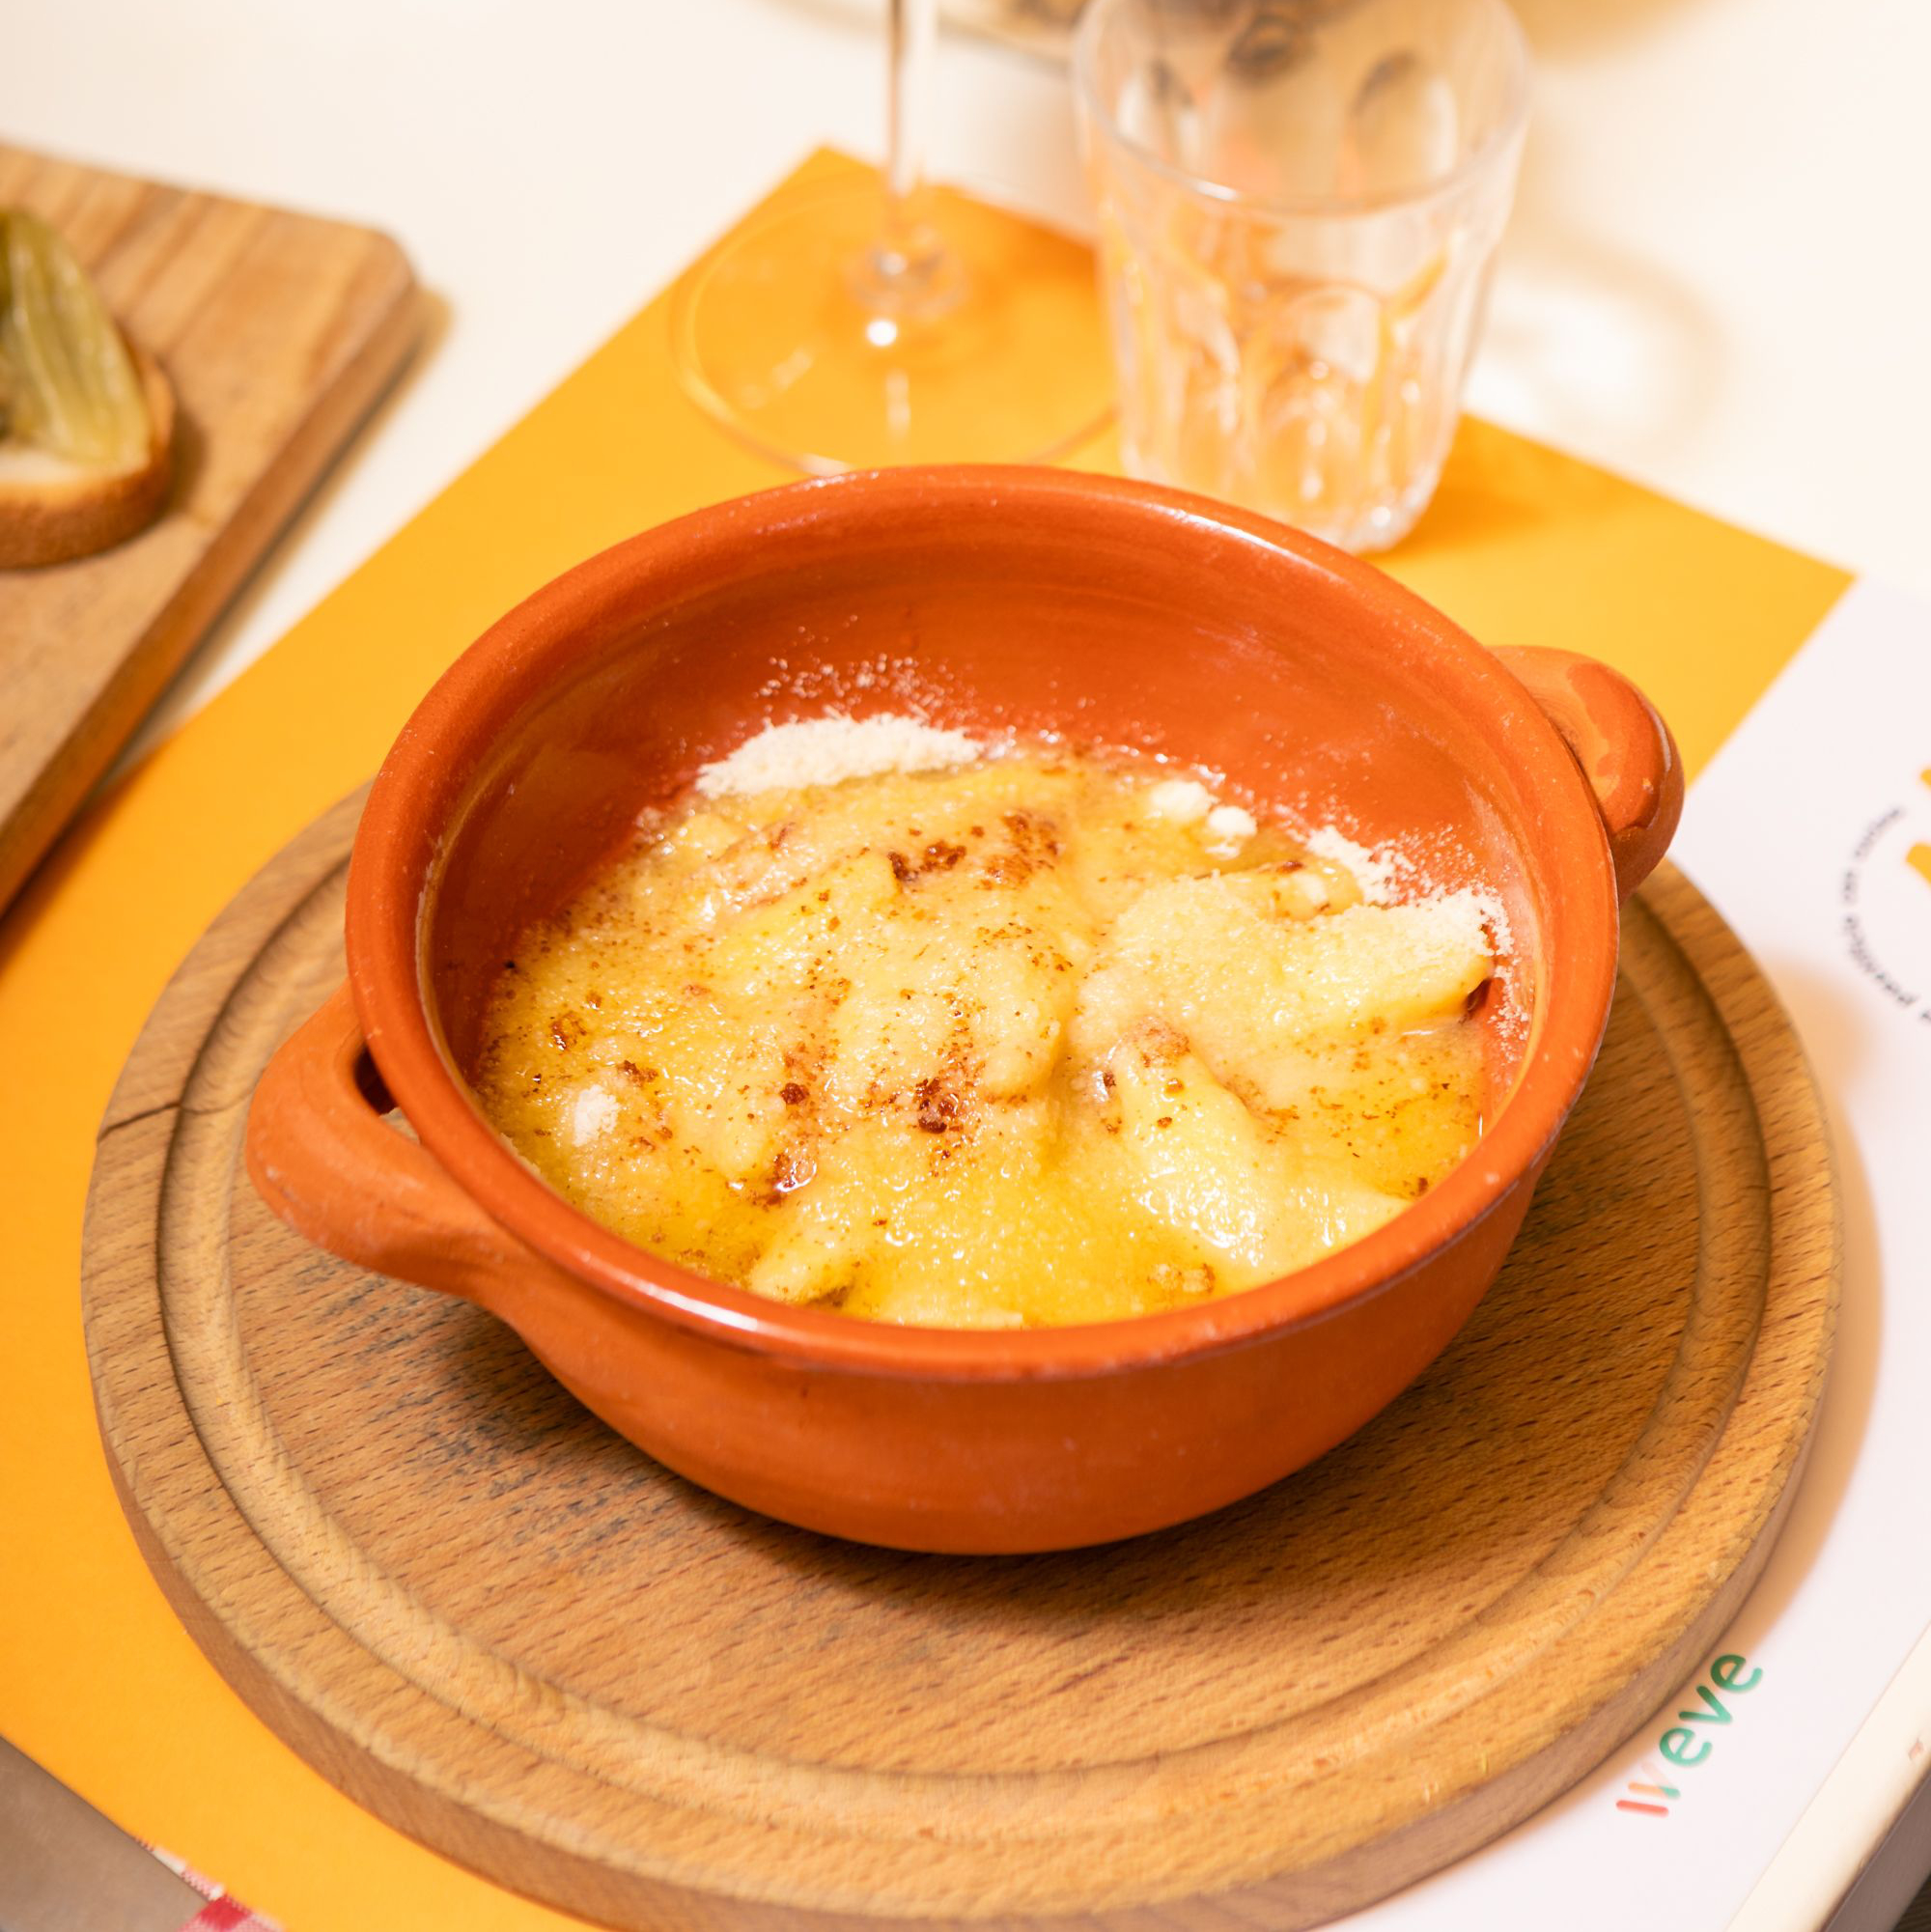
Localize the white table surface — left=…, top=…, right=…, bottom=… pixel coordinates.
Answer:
left=5, top=0, right=1927, bottom=754
left=4, top=3, right=1928, bottom=1925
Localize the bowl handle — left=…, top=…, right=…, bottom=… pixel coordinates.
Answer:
left=245, top=981, right=532, bottom=1309
left=1494, top=646, right=1684, bottom=901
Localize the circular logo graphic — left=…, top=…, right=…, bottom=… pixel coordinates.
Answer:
left=1842, top=776, right=1931, bottom=1031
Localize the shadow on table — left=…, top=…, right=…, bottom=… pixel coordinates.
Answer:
left=1470, top=129, right=1726, bottom=477
left=1506, top=0, right=1717, bottom=57
left=1708, top=953, right=1883, bottom=1649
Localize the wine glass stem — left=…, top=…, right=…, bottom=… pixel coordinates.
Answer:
left=884, top=0, right=936, bottom=251
left=856, top=0, right=963, bottom=322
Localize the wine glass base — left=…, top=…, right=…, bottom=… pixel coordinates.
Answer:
left=672, top=177, right=1114, bottom=473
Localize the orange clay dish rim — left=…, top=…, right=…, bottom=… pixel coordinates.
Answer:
left=347, top=467, right=1617, bottom=1381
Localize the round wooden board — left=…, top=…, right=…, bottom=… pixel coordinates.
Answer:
left=83, top=791, right=1838, bottom=1931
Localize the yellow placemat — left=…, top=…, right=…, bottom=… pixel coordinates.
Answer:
left=0, top=149, right=1850, bottom=1932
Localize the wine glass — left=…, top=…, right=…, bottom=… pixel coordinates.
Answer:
left=672, top=0, right=1112, bottom=472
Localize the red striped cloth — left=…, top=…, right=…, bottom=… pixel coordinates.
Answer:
left=147, top=1845, right=281, bottom=1931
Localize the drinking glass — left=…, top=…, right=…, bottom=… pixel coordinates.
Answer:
left=674, top=0, right=1112, bottom=473
left=1074, top=0, right=1529, bottom=552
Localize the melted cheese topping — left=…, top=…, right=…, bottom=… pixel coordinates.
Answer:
left=472, top=753, right=1496, bottom=1328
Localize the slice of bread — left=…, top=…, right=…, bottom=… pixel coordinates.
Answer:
left=0, top=337, right=175, bottom=569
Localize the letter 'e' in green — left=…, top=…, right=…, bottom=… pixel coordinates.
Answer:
left=1712, top=1655, right=1762, bottom=1693
left=1662, top=1727, right=1712, bottom=1768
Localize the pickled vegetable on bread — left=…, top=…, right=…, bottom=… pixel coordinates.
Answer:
left=0, top=208, right=173, bottom=568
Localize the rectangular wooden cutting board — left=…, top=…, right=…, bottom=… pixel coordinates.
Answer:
left=0, top=143, right=421, bottom=913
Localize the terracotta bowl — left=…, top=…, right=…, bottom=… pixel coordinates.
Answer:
left=246, top=466, right=1681, bottom=1554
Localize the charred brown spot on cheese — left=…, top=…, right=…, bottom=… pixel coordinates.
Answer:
left=1002, top=809, right=1061, bottom=857
left=1133, top=1017, right=1189, bottom=1066
left=770, top=1147, right=816, bottom=1198
left=913, top=1078, right=966, bottom=1134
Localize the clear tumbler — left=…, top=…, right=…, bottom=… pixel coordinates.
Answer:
left=1074, top=0, right=1529, bottom=552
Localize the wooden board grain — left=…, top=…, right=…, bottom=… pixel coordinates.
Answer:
left=81, top=793, right=1838, bottom=1930
left=0, top=146, right=420, bottom=912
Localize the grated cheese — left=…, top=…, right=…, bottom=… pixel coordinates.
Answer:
left=691, top=716, right=1511, bottom=970
left=1145, top=777, right=1216, bottom=825
left=569, top=1084, right=619, bottom=1148
left=1204, top=802, right=1258, bottom=851
left=1301, top=826, right=1515, bottom=973
left=1303, top=826, right=1406, bottom=905
left=697, top=714, right=984, bottom=798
